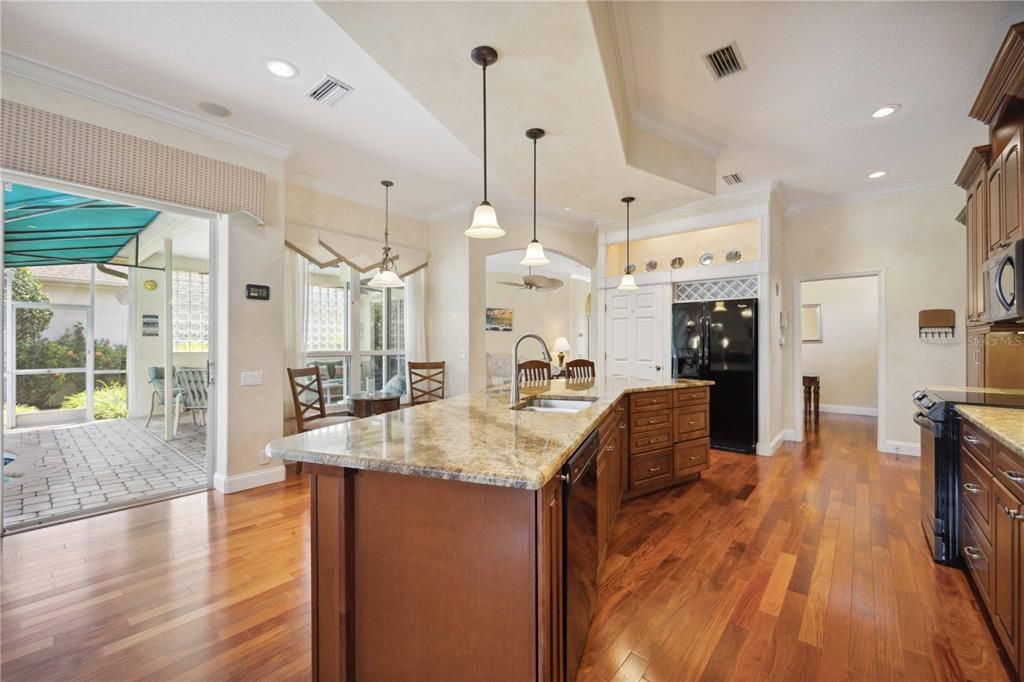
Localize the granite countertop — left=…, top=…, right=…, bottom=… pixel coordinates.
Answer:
left=956, top=405, right=1024, bottom=459
left=266, top=377, right=713, bottom=490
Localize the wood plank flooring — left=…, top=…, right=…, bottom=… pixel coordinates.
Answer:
left=0, top=414, right=1010, bottom=681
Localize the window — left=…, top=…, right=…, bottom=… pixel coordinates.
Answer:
left=300, top=260, right=406, bottom=401
left=172, top=271, right=209, bottom=352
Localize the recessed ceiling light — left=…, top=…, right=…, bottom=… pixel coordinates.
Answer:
left=265, top=58, right=298, bottom=79
left=871, top=104, right=901, bottom=119
left=197, top=101, right=231, bottom=118
left=868, top=171, right=887, bottom=179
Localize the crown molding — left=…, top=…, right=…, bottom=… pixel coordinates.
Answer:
left=785, top=177, right=955, bottom=215
left=629, top=108, right=725, bottom=159
left=1, top=52, right=292, bottom=161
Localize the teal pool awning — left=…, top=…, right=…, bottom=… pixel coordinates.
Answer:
left=4, top=184, right=160, bottom=267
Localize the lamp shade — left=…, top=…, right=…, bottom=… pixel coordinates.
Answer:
left=553, top=336, right=571, bottom=353
left=618, top=273, right=638, bottom=290
left=520, top=239, right=550, bottom=266
left=465, top=201, right=504, bottom=239
left=368, top=268, right=404, bottom=288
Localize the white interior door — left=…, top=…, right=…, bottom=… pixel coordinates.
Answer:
left=605, top=285, right=665, bottom=382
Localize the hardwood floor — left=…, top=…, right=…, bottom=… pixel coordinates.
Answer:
left=0, top=414, right=1009, bottom=681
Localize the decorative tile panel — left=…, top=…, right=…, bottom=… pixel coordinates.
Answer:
left=674, top=276, right=759, bottom=302
left=2, top=100, right=266, bottom=221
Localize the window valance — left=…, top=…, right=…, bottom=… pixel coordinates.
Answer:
left=285, top=220, right=428, bottom=276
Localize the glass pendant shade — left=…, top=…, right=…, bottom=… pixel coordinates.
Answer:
left=520, top=239, right=549, bottom=266
left=368, top=268, right=403, bottom=288
left=618, top=273, right=638, bottom=290
left=465, top=201, right=504, bottom=239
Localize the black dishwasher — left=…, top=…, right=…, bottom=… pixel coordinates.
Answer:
left=563, top=429, right=600, bottom=682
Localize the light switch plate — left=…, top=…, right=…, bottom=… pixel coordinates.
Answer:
left=240, top=371, right=263, bottom=386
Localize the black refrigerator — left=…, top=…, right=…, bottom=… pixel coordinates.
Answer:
left=671, top=299, right=758, bottom=453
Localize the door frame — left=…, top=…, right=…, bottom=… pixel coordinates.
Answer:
left=791, top=269, right=886, bottom=452
left=2, top=170, right=222, bottom=529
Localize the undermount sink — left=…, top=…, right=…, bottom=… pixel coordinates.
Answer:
left=513, top=397, right=598, bottom=413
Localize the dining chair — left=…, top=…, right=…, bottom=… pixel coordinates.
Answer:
left=565, top=359, right=596, bottom=380
left=517, top=360, right=551, bottom=382
left=408, top=361, right=446, bottom=406
left=288, top=367, right=358, bottom=433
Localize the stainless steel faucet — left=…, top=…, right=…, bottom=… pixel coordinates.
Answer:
left=512, top=333, right=552, bottom=406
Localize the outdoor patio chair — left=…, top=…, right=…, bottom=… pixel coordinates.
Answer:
left=175, top=367, right=209, bottom=431
left=145, top=366, right=181, bottom=428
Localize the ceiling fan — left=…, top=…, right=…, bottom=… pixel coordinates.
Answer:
left=497, top=271, right=564, bottom=292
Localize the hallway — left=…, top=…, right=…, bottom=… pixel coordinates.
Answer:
left=0, top=415, right=1009, bottom=680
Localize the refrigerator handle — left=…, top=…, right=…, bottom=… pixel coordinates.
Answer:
left=701, top=314, right=710, bottom=377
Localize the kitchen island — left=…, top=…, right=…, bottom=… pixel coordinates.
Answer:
left=266, top=377, right=713, bottom=681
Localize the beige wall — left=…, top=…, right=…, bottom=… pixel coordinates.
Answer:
left=605, top=220, right=759, bottom=276
left=484, top=272, right=589, bottom=360
left=468, top=211, right=597, bottom=393
left=782, top=184, right=966, bottom=451
left=801, top=277, right=879, bottom=411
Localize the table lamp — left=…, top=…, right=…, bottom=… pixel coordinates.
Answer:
left=553, top=337, right=571, bottom=367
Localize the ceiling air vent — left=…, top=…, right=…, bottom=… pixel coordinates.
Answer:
left=307, top=75, right=353, bottom=106
left=722, top=173, right=744, bottom=186
left=703, top=43, right=745, bottom=80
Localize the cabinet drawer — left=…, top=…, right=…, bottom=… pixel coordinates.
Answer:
left=630, top=450, right=672, bottom=486
left=961, top=450, right=993, bottom=541
left=631, top=427, right=673, bottom=455
left=994, top=442, right=1024, bottom=502
left=962, top=508, right=994, bottom=610
left=962, top=419, right=993, bottom=468
left=674, top=405, right=709, bottom=442
left=673, top=387, right=708, bottom=407
left=674, top=438, right=710, bottom=477
left=630, top=391, right=672, bottom=413
left=631, top=410, right=672, bottom=433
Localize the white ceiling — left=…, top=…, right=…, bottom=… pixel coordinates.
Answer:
left=0, top=0, right=499, bottom=219
left=2, top=1, right=1023, bottom=221
left=613, top=1, right=1024, bottom=208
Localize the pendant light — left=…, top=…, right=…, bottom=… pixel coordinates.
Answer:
left=618, top=196, right=638, bottom=290
left=465, top=46, right=505, bottom=239
left=368, top=180, right=404, bottom=288
left=520, top=128, right=550, bottom=266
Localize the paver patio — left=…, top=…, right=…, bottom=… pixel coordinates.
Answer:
left=2, top=417, right=206, bottom=530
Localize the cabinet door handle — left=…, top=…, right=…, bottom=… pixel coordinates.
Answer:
left=648, top=465, right=662, bottom=473
left=964, top=436, right=981, bottom=445
left=1004, top=470, right=1024, bottom=484
left=688, top=455, right=700, bottom=461
left=606, top=445, right=614, bottom=452
left=648, top=438, right=660, bottom=443
left=648, top=418, right=657, bottom=424
left=963, top=482, right=982, bottom=494
left=619, top=422, right=626, bottom=429
left=688, top=419, right=697, bottom=425
left=618, top=406, right=624, bottom=413
left=963, top=546, right=984, bottom=561
left=1000, top=504, right=1024, bottom=521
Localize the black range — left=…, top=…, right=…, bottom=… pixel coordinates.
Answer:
left=913, top=388, right=1024, bottom=565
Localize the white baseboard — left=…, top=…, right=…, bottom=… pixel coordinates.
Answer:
left=213, top=465, right=286, bottom=494
left=756, top=430, right=787, bottom=456
left=782, top=428, right=797, bottom=442
left=819, top=404, right=878, bottom=417
left=880, top=440, right=920, bottom=457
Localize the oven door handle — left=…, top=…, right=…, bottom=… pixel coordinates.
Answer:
left=914, top=412, right=942, bottom=437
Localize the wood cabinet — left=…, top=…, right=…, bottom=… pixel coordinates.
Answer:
left=624, top=387, right=710, bottom=499
left=597, top=398, right=624, bottom=564
left=990, top=161, right=1004, bottom=255
left=959, top=419, right=1024, bottom=680
left=537, top=475, right=563, bottom=682
left=965, top=160, right=989, bottom=326
left=1003, top=131, right=1022, bottom=248
left=968, top=329, right=987, bottom=387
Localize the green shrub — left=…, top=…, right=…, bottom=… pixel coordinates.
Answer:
left=60, top=381, right=128, bottom=420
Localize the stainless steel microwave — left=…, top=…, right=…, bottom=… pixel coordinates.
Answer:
left=984, top=238, right=1023, bottom=323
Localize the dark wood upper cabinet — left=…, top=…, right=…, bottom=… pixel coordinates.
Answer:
left=989, top=162, right=1003, bottom=254
left=1004, top=133, right=1022, bottom=245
